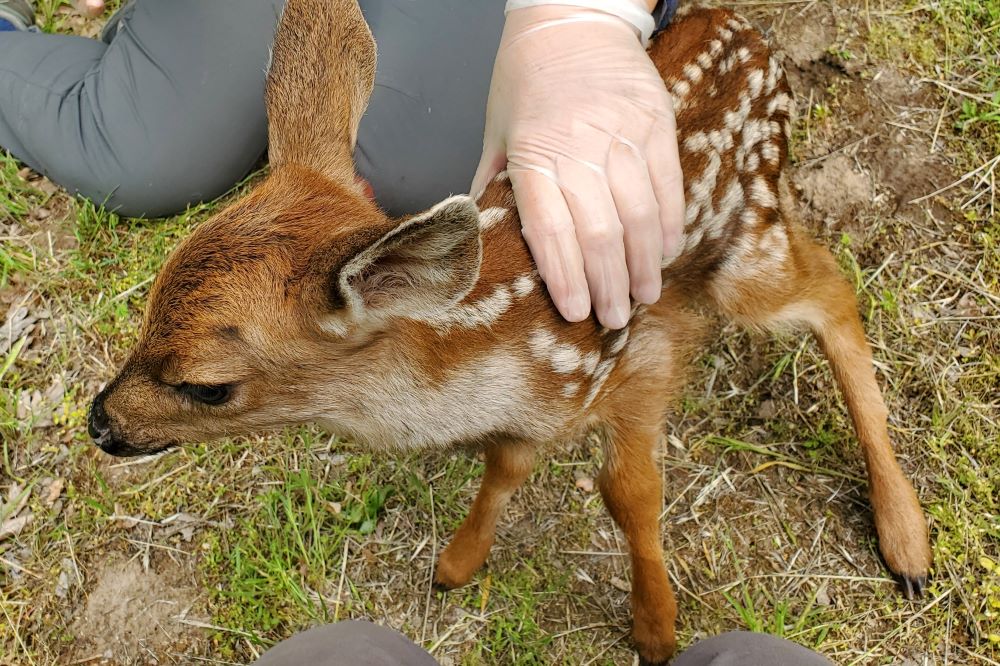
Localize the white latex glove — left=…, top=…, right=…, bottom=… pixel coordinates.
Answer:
left=471, top=1, right=684, bottom=330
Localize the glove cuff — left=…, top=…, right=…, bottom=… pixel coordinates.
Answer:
left=504, top=0, right=656, bottom=46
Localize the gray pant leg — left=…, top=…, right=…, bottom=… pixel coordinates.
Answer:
left=0, top=0, right=283, bottom=218
left=674, top=631, right=833, bottom=666
left=0, top=0, right=501, bottom=218
left=250, top=621, right=437, bottom=666
left=355, top=0, right=505, bottom=216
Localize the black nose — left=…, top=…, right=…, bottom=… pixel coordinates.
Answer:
left=88, top=391, right=111, bottom=442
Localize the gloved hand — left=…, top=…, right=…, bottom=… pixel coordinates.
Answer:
left=471, top=1, right=685, bottom=330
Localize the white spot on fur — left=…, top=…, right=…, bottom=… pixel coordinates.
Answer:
left=550, top=343, right=583, bottom=374
left=528, top=328, right=585, bottom=374
left=584, top=359, right=617, bottom=409
left=562, top=382, right=580, bottom=398
left=582, top=351, right=600, bottom=376
left=765, top=56, right=781, bottom=93
left=761, top=142, right=780, bottom=165
left=745, top=152, right=760, bottom=173
left=747, top=69, right=764, bottom=99
left=708, top=39, right=724, bottom=57
left=528, top=329, right=556, bottom=358
left=704, top=179, right=745, bottom=240
left=684, top=63, right=704, bottom=84
left=513, top=274, right=535, bottom=297
left=427, top=285, right=512, bottom=331
left=479, top=207, right=508, bottom=231
left=749, top=176, right=777, bottom=208
left=697, top=52, right=713, bottom=69
left=717, top=27, right=734, bottom=41
left=494, top=170, right=509, bottom=183
left=672, top=79, right=691, bottom=100
left=767, top=92, right=791, bottom=116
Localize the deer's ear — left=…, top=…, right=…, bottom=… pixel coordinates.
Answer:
left=265, top=0, right=376, bottom=186
left=335, top=196, right=482, bottom=321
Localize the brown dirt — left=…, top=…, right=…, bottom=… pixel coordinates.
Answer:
left=69, top=556, right=202, bottom=665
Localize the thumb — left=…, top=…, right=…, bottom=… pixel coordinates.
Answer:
left=470, top=143, right=508, bottom=200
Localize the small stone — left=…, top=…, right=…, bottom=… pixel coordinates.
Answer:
left=574, top=476, right=595, bottom=493
left=610, top=576, right=631, bottom=593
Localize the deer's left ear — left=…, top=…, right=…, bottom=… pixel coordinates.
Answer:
left=336, top=196, right=482, bottom=321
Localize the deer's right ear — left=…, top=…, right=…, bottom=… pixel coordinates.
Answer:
left=265, top=0, right=376, bottom=186
left=330, top=196, right=483, bottom=325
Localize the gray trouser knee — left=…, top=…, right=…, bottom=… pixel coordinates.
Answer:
left=0, top=0, right=504, bottom=218
left=674, top=631, right=834, bottom=666
left=250, top=621, right=437, bottom=666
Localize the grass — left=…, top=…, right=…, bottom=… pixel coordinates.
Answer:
left=2, top=0, right=999, bottom=664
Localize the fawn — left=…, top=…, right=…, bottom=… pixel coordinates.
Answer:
left=87, top=0, right=931, bottom=662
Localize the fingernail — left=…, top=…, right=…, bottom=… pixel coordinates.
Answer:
left=633, top=279, right=661, bottom=304
left=603, top=302, right=630, bottom=330
left=564, top=291, right=591, bottom=322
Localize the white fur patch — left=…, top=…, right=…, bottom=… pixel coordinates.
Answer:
left=761, top=142, right=780, bottom=165
left=479, top=206, right=509, bottom=231
left=427, top=285, right=512, bottom=331
left=749, top=176, right=778, bottom=208
left=684, top=63, right=704, bottom=84
left=513, top=274, right=535, bottom=298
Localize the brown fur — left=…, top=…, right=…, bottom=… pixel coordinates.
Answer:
left=89, top=2, right=931, bottom=662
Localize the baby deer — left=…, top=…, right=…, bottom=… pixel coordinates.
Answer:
left=88, top=0, right=931, bottom=662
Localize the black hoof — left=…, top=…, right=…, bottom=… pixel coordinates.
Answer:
left=901, top=574, right=928, bottom=600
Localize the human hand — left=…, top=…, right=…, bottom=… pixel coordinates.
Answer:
left=471, top=1, right=684, bottom=330
left=76, top=0, right=104, bottom=18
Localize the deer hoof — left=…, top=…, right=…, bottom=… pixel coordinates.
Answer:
left=901, top=574, right=928, bottom=600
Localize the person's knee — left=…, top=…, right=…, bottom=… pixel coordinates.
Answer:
left=67, top=141, right=264, bottom=218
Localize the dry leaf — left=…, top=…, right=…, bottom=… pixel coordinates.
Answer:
left=44, top=478, right=65, bottom=506
left=0, top=514, right=32, bottom=540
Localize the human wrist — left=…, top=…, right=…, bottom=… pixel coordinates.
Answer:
left=504, top=0, right=656, bottom=45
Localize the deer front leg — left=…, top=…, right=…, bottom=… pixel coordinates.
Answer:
left=435, top=441, right=535, bottom=589
left=599, top=425, right=676, bottom=665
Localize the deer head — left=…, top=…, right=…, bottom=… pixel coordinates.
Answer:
left=88, top=0, right=484, bottom=455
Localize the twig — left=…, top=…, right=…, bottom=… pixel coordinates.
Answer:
left=908, top=154, right=1000, bottom=204
left=421, top=483, right=437, bottom=644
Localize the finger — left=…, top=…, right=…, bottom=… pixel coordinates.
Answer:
left=510, top=168, right=591, bottom=322
left=646, top=109, right=686, bottom=262
left=558, top=158, right=631, bottom=330
left=470, top=144, right=508, bottom=201
left=77, top=0, right=104, bottom=17
left=607, top=138, right=663, bottom=304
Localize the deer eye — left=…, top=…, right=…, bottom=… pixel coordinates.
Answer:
left=180, top=383, right=233, bottom=406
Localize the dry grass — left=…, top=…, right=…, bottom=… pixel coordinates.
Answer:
left=2, top=1, right=998, bottom=664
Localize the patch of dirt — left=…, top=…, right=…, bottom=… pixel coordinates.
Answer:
left=69, top=557, right=202, bottom=664
left=795, top=154, right=873, bottom=225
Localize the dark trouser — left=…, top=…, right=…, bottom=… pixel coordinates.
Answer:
left=0, top=0, right=505, bottom=218
left=250, top=622, right=834, bottom=665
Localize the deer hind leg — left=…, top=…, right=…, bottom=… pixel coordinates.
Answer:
left=434, top=441, right=535, bottom=590
left=599, top=420, right=676, bottom=664
left=708, top=211, right=931, bottom=597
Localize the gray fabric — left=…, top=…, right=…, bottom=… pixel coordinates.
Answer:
left=250, top=621, right=438, bottom=666
left=354, top=0, right=505, bottom=216
left=674, top=631, right=834, bottom=666
left=0, top=0, right=504, bottom=218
